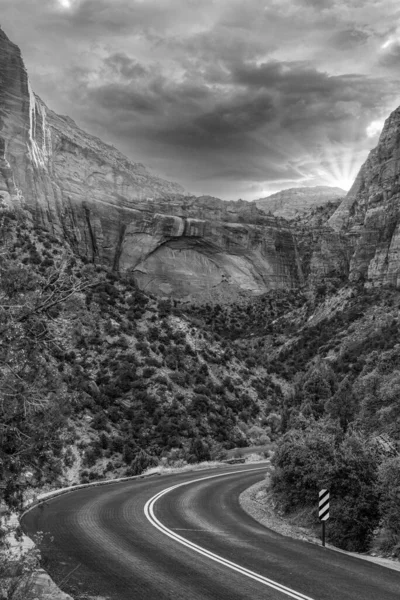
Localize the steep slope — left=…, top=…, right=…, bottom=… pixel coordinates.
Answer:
left=0, top=209, right=279, bottom=500
left=329, top=107, right=400, bottom=288
left=0, top=29, right=183, bottom=210
left=255, top=186, right=345, bottom=219
left=0, top=27, right=303, bottom=300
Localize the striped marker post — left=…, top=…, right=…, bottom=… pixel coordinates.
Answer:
left=318, top=489, right=329, bottom=547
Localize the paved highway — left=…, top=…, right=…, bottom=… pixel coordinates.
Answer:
left=22, top=464, right=400, bottom=599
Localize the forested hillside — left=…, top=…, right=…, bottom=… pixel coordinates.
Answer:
left=1, top=205, right=400, bottom=559
left=0, top=209, right=279, bottom=512
left=185, top=276, right=400, bottom=555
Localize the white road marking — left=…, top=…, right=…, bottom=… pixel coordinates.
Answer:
left=172, top=528, right=225, bottom=532
left=144, top=468, right=316, bottom=600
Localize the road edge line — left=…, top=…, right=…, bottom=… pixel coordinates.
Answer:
left=144, top=468, right=316, bottom=600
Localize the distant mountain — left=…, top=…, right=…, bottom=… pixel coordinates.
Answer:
left=255, top=186, right=345, bottom=219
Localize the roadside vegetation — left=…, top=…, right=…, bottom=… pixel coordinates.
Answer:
left=0, top=210, right=277, bottom=504
left=181, top=270, right=400, bottom=556
left=1, top=205, right=400, bottom=577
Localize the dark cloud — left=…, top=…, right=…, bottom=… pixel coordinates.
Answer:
left=329, top=28, right=370, bottom=49
left=1, top=0, right=399, bottom=198
left=194, top=95, right=276, bottom=137
left=233, top=61, right=338, bottom=94
left=104, top=53, right=147, bottom=79
left=88, top=84, right=160, bottom=114
left=71, top=45, right=397, bottom=197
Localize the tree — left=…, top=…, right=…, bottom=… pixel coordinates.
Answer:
left=271, top=420, right=336, bottom=511
left=129, top=449, right=158, bottom=475
left=271, top=422, right=380, bottom=552
left=325, top=376, right=358, bottom=432
left=300, top=362, right=337, bottom=420
left=187, top=438, right=211, bottom=463
left=328, top=433, right=380, bottom=552
left=378, top=456, right=400, bottom=539
left=0, top=229, right=100, bottom=511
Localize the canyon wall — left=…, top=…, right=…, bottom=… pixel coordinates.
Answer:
left=3, top=25, right=400, bottom=298
left=329, top=108, right=400, bottom=288
left=0, top=27, right=304, bottom=300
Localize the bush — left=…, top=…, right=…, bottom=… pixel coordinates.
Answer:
left=378, top=456, right=400, bottom=537
left=271, top=421, right=336, bottom=511
left=271, top=422, right=380, bottom=552
left=187, top=438, right=211, bottom=463
left=127, top=449, right=158, bottom=475
left=328, top=434, right=380, bottom=552
left=170, top=372, right=186, bottom=386
left=142, top=367, right=155, bottom=378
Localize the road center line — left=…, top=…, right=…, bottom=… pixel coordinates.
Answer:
left=144, top=468, right=316, bottom=600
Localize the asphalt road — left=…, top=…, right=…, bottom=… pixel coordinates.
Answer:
left=22, top=464, right=400, bottom=600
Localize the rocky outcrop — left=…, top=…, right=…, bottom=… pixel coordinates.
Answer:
left=256, top=186, right=345, bottom=220
left=119, top=206, right=304, bottom=299
left=259, top=112, right=400, bottom=291
left=329, top=108, right=400, bottom=288
left=0, top=27, right=304, bottom=300
left=0, top=27, right=184, bottom=214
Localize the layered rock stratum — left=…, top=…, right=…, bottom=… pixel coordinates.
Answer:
left=2, top=24, right=400, bottom=296
left=255, top=186, right=345, bottom=219
left=0, top=27, right=304, bottom=300
left=328, top=110, right=400, bottom=288
left=255, top=120, right=400, bottom=289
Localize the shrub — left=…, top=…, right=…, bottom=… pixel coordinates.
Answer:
left=145, top=356, right=162, bottom=367
left=127, top=449, right=158, bottom=475
left=378, top=456, right=400, bottom=537
left=190, top=394, right=211, bottom=414
left=187, top=438, right=211, bottom=463
left=271, top=422, right=380, bottom=552
left=91, top=412, right=108, bottom=430
left=328, top=434, right=380, bottom=552
left=169, top=372, right=186, bottom=386
left=142, top=367, right=155, bottom=378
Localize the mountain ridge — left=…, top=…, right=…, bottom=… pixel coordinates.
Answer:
left=0, top=27, right=306, bottom=301
left=255, top=185, right=346, bottom=219
left=2, top=24, right=400, bottom=297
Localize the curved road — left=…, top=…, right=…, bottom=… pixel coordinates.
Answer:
left=22, top=465, right=400, bottom=600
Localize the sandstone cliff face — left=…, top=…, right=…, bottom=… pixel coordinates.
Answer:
left=0, top=27, right=304, bottom=300
left=256, top=186, right=345, bottom=220
left=118, top=207, right=303, bottom=299
left=329, top=108, right=400, bottom=288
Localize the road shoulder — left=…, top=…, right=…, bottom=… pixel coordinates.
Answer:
left=239, top=477, right=400, bottom=573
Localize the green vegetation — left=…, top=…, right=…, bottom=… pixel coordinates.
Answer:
left=1, top=207, right=400, bottom=561
left=271, top=421, right=380, bottom=552
left=0, top=211, right=276, bottom=516
left=260, top=287, right=400, bottom=555
left=180, top=271, right=400, bottom=554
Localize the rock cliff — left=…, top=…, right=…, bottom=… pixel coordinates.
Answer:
left=329, top=108, right=400, bottom=288
left=0, top=27, right=304, bottom=300
left=255, top=113, right=400, bottom=291
left=255, top=186, right=345, bottom=219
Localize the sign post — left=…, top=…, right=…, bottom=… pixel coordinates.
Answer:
left=318, top=489, right=329, bottom=547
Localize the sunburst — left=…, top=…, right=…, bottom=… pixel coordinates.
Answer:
left=314, top=137, right=362, bottom=192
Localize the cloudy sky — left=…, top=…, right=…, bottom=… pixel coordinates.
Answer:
left=2, top=0, right=400, bottom=199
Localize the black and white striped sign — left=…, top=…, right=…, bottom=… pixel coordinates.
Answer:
left=319, top=489, right=330, bottom=521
